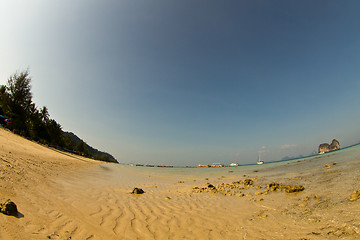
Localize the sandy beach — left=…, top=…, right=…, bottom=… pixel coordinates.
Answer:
left=1, top=128, right=360, bottom=239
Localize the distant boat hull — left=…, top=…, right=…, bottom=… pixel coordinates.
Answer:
left=210, top=163, right=224, bottom=167
left=197, top=164, right=209, bottom=168
left=257, top=161, right=264, bottom=165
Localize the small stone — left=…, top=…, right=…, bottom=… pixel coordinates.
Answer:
left=165, top=196, right=171, bottom=200
left=131, top=188, right=145, bottom=194
left=325, top=164, right=331, bottom=169
left=349, top=190, right=360, bottom=202
left=302, top=196, right=309, bottom=201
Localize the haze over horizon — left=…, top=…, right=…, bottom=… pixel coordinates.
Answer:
left=1, top=1, right=360, bottom=166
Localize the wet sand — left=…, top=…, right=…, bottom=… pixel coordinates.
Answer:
left=1, top=128, right=360, bottom=239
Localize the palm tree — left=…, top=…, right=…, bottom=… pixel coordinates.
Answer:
left=40, top=106, right=49, bottom=123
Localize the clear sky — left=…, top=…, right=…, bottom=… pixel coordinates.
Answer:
left=1, top=0, right=360, bottom=166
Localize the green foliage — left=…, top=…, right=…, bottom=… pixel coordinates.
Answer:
left=5, top=70, right=33, bottom=136
left=75, top=140, right=89, bottom=156
left=62, top=134, right=74, bottom=151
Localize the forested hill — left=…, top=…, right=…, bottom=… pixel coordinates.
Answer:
left=0, top=70, right=118, bottom=164
left=63, top=132, right=117, bottom=163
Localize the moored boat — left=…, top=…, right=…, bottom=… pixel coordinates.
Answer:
left=197, top=164, right=209, bottom=168
left=257, top=153, right=264, bottom=164
left=210, top=163, right=224, bottom=167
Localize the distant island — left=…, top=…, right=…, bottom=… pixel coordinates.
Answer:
left=0, top=70, right=117, bottom=163
left=318, top=139, right=340, bottom=154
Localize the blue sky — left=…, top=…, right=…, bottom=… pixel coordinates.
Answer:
left=1, top=1, right=360, bottom=166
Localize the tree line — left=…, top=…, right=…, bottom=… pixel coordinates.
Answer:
left=0, top=70, right=117, bottom=163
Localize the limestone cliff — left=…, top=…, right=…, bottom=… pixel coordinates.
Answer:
left=318, top=139, right=340, bottom=154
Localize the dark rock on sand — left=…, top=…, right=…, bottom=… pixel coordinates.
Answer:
left=318, top=139, right=340, bottom=154
left=131, top=188, right=145, bottom=194
left=0, top=199, right=18, bottom=216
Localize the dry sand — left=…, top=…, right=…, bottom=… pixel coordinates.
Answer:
left=1, top=128, right=360, bottom=239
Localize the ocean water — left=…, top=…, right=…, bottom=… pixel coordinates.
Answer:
left=95, top=144, right=360, bottom=186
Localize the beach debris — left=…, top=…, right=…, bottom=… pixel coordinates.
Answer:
left=302, top=196, right=309, bottom=202
left=178, top=181, right=184, bottom=183
left=349, top=190, right=360, bottom=202
left=267, top=182, right=281, bottom=191
left=165, top=196, right=171, bottom=200
left=131, top=188, right=145, bottom=194
left=192, top=178, right=304, bottom=198
left=236, top=193, right=244, bottom=197
left=267, top=182, right=304, bottom=193
left=284, top=185, right=305, bottom=193
left=244, top=179, right=253, bottom=186
left=0, top=199, right=18, bottom=216
left=325, top=164, right=332, bottom=169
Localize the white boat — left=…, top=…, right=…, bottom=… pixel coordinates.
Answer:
left=210, top=163, right=224, bottom=167
left=229, top=163, right=239, bottom=167
left=257, top=153, right=264, bottom=165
